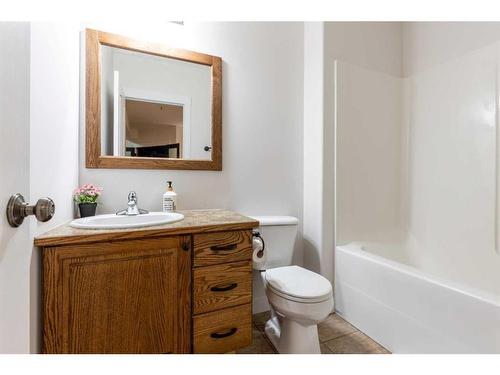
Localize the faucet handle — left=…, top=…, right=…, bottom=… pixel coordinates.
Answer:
left=128, top=191, right=137, bottom=201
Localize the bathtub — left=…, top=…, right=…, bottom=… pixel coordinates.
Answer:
left=335, top=243, right=500, bottom=353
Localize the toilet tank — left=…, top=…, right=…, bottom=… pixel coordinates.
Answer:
left=250, top=216, right=299, bottom=270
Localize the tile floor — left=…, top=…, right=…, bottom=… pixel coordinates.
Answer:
left=236, top=311, right=390, bottom=354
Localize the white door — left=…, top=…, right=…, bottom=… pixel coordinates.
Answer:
left=0, top=23, right=32, bottom=354
left=113, top=70, right=126, bottom=156
left=0, top=22, right=80, bottom=354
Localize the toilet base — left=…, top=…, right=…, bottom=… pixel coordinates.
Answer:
left=264, top=313, right=281, bottom=350
left=264, top=311, right=321, bottom=354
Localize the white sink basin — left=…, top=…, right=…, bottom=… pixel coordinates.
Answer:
left=70, top=212, right=184, bottom=229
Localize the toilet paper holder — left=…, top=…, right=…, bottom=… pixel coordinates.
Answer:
left=252, top=230, right=265, bottom=258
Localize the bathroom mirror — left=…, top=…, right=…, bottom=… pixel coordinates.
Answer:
left=85, top=29, right=222, bottom=170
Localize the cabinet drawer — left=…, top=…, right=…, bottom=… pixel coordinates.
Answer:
left=193, top=230, right=253, bottom=267
left=193, top=304, right=252, bottom=354
left=193, top=261, right=252, bottom=314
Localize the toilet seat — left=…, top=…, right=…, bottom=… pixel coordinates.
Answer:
left=264, top=265, right=333, bottom=303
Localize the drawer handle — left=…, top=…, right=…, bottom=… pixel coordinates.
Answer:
left=210, top=283, right=238, bottom=292
left=210, top=244, right=238, bottom=251
left=210, top=327, right=238, bottom=339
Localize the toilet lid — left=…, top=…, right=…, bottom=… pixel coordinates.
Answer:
left=265, top=266, right=332, bottom=302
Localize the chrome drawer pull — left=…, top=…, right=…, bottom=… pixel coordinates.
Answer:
left=210, top=327, right=238, bottom=339
left=210, top=244, right=238, bottom=251
left=210, top=283, right=238, bottom=292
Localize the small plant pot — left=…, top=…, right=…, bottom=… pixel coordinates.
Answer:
left=78, top=203, right=97, bottom=218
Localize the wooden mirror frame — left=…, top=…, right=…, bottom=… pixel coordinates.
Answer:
left=85, top=29, right=222, bottom=170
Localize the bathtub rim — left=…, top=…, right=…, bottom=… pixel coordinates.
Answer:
left=336, top=242, right=500, bottom=308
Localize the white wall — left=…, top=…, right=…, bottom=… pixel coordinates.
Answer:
left=0, top=22, right=31, bottom=354
left=325, top=22, right=403, bottom=78
left=29, top=22, right=80, bottom=237
left=81, top=22, right=303, bottom=215
left=303, top=22, right=333, bottom=280
left=80, top=22, right=304, bottom=313
left=28, top=22, right=80, bottom=352
left=402, top=22, right=500, bottom=77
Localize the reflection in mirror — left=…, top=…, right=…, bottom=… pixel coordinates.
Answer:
left=124, top=100, right=183, bottom=158
left=100, top=45, right=212, bottom=160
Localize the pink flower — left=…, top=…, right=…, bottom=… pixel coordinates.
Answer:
left=73, top=183, right=103, bottom=199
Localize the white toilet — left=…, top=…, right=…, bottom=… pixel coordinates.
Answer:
left=251, top=216, right=334, bottom=354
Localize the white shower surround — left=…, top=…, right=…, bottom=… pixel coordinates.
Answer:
left=335, top=23, right=500, bottom=353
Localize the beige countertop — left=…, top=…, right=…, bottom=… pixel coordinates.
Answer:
left=34, top=209, right=259, bottom=247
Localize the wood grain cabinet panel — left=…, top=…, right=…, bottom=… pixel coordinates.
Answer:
left=43, top=236, right=191, bottom=354
left=193, top=230, right=253, bottom=267
left=193, top=261, right=252, bottom=314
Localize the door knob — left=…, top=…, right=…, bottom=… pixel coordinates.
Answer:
left=6, top=193, right=55, bottom=227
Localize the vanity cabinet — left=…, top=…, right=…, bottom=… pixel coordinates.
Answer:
left=43, top=236, right=191, bottom=354
left=36, top=210, right=258, bottom=354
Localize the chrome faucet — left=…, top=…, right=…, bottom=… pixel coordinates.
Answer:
left=116, top=191, right=149, bottom=216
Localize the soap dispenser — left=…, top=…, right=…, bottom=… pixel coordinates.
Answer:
left=162, top=181, right=177, bottom=212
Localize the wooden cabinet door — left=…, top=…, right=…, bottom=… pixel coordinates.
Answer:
left=43, top=236, right=191, bottom=354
